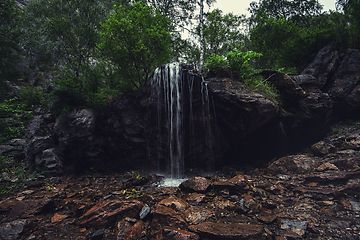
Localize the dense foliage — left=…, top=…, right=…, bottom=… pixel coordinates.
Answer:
left=0, top=0, right=359, bottom=116
left=0, top=0, right=22, bottom=101
left=247, top=0, right=359, bottom=70
left=98, top=2, right=172, bottom=89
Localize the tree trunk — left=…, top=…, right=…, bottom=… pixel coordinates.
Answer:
left=199, top=0, right=205, bottom=73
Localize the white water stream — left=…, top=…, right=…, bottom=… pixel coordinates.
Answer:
left=150, top=63, right=214, bottom=184
left=151, top=62, right=185, bottom=179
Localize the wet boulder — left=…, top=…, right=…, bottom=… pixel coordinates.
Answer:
left=188, top=222, right=265, bottom=240
left=261, top=70, right=332, bottom=151
left=327, top=49, right=360, bottom=113
left=267, top=155, right=317, bottom=174
left=179, top=177, right=211, bottom=193
left=301, top=43, right=340, bottom=89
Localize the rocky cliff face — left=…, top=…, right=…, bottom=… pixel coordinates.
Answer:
left=23, top=45, right=360, bottom=175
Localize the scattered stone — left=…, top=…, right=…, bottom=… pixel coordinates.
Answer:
left=268, top=155, right=317, bottom=174
left=51, top=213, right=68, bottom=223
left=139, top=204, right=150, bottom=220
left=179, top=177, right=211, bottom=193
left=154, top=226, right=200, bottom=240
left=79, top=200, right=143, bottom=227
left=279, top=219, right=308, bottom=237
left=316, top=162, right=339, bottom=171
left=188, top=222, right=264, bottom=239
left=184, top=206, right=215, bottom=224
left=0, top=219, right=27, bottom=240
left=85, top=228, right=105, bottom=240
left=150, top=205, right=186, bottom=234
left=257, top=210, right=277, bottom=224
left=7, top=198, right=54, bottom=221
left=159, top=196, right=188, bottom=211
left=311, top=141, right=333, bottom=156
left=123, top=220, right=146, bottom=240
left=350, top=200, right=360, bottom=212
left=186, top=193, right=206, bottom=204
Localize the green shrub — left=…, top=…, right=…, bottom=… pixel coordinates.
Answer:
left=204, top=54, right=228, bottom=71
left=19, top=87, right=44, bottom=107
left=226, top=50, right=262, bottom=81
left=244, top=76, right=280, bottom=104
left=204, top=50, right=262, bottom=81
left=0, top=98, right=33, bottom=144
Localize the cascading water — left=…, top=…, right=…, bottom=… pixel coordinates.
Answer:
left=201, top=77, right=216, bottom=172
left=150, top=62, right=185, bottom=179
left=149, top=62, right=216, bottom=185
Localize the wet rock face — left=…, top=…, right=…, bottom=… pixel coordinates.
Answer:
left=260, top=69, right=333, bottom=152
left=301, top=43, right=340, bottom=89
left=25, top=108, right=115, bottom=173
left=328, top=49, right=360, bottom=113
left=24, top=45, right=360, bottom=173
left=113, top=64, right=281, bottom=173
left=301, top=44, right=360, bottom=115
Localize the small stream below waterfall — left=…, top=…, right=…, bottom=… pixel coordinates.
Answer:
left=158, top=177, right=188, bottom=187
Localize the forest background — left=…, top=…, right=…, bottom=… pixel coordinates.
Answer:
left=1, top=0, right=360, bottom=145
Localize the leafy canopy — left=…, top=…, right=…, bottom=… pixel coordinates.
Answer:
left=205, top=50, right=262, bottom=81
left=0, top=0, right=22, bottom=101
left=337, top=0, right=360, bottom=48
left=98, top=2, right=172, bottom=89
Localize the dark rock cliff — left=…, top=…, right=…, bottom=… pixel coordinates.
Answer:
left=23, top=45, right=360, bottom=174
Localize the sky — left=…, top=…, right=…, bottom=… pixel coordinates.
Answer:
left=209, top=0, right=337, bottom=16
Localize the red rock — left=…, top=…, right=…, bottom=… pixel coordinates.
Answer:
left=211, top=196, right=235, bottom=210
left=116, top=219, right=133, bottom=239
left=212, top=180, right=236, bottom=189
left=268, top=155, right=317, bottom=174
left=7, top=198, right=53, bottom=221
left=0, top=198, right=18, bottom=212
left=150, top=205, right=186, bottom=234
left=316, top=162, right=339, bottom=171
left=51, top=213, right=68, bottom=223
left=257, top=209, right=277, bottom=223
left=179, top=177, right=210, bottom=193
left=78, top=200, right=143, bottom=227
left=159, top=196, right=188, bottom=211
left=124, top=220, right=146, bottom=240
left=154, top=226, right=200, bottom=240
left=229, top=174, right=248, bottom=188
left=184, top=206, right=215, bottom=224
left=188, top=222, right=264, bottom=239
left=186, top=193, right=206, bottom=204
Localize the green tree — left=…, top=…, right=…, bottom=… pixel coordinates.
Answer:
left=183, top=9, right=246, bottom=70
left=22, top=0, right=115, bottom=109
left=249, top=0, right=323, bottom=25
left=203, top=9, right=247, bottom=57
left=337, top=0, right=360, bottom=48
left=97, top=2, right=172, bottom=89
left=247, top=0, right=345, bottom=70
left=0, top=0, right=21, bottom=101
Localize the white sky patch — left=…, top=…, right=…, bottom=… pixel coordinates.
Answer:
left=208, top=0, right=337, bottom=16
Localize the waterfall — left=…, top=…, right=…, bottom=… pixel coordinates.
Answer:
left=201, top=77, right=216, bottom=172
left=149, top=62, right=217, bottom=179
left=150, top=62, right=184, bottom=179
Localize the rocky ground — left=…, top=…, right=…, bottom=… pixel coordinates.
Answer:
left=1, top=120, right=360, bottom=240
